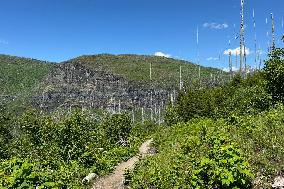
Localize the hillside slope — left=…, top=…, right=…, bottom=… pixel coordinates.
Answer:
left=0, top=54, right=55, bottom=95
left=0, top=54, right=228, bottom=114
left=34, top=54, right=228, bottom=113
left=69, top=54, right=227, bottom=89
left=0, top=55, right=55, bottom=111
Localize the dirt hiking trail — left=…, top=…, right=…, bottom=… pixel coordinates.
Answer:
left=92, top=139, right=154, bottom=189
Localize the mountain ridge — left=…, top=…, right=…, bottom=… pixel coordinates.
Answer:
left=0, top=53, right=228, bottom=114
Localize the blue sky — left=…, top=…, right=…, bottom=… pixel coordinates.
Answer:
left=0, top=0, right=283, bottom=69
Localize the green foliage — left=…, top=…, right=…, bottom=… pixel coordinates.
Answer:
left=176, top=89, right=216, bottom=122
left=164, top=105, right=181, bottom=126
left=127, top=104, right=284, bottom=188
left=0, top=158, right=66, bottom=189
left=102, top=114, right=132, bottom=145
left=263, top=45, right=284, bottom=104
left=227, top=105, right=284, bottom=178
left=215, top=84, right=271, bottom=117
left=126, top=119, right=253, bottom=189
left=0, top=106, right=13, bottom=160
left=0, top=109, right=159, bottom=188
left=231, top=73, right=243, bottom=87
left=0, top=55, right=55, bottom=95
left=167, top=73, right=271, bottom=123
left=130, top=121, right=162, bottom=140
left=192, top=135, right=252, bottom=188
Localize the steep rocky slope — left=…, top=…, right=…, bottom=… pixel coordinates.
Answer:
left=0, top=54, right=228, bottom=115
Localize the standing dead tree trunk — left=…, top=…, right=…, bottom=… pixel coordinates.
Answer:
left=271, top=13, right=275, bottom=51
left=239, top=0, right=245, bottom=76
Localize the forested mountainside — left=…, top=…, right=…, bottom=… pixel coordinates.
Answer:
left=0, top=54, right=228, bottom=114
left=0, top=54, right=55, bottom=95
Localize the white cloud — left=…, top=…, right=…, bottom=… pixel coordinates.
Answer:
left=206, top=57, right=219, bottom=61
left=223, top=66, right=239, bottom=72
left=0, top=39, right=8, bottom=45
left=203, top=22, right=229, bottom=30
left=255, top=49, right=264, bottom=55
left=154, top=52, right=171, bottom=58
left=224, top=47, right=251, bottom=56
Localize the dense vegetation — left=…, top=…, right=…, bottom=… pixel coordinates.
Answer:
left=165, top=72, right=270, bottom=126
left=0, top=55, right=55, bottom=95
left=1, top=39, right=283, bottom=188
left=126, top=38, right=284, bottom=188
left=0, top=108, right=160, bottom=188
left=0, top=53, right=228, bottom=188
left=127, top=105, right=284, bottom=188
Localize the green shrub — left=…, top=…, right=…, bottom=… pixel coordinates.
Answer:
left=0, top=158, right=66, bottom=189
left=0, top=106, right=13, bottom=160
left=130, top=121, right=161, bottom=140
left=102, top=113, right=132, bottom=146
left=263, top=45, right=284, bottom=104
left=1, top=109, right=158, bottom=188
left=164, top=105, right=181, bottom=126
left=176, top=89, right=216, bottom=122
left=227, top=104, right=284, bottom=178
left=215, top=84, right=271, bottom=118
left=166, top=73, right=270, bottom=124
left=189, top=135, right=252, bottom=188
left=126, top=119, right=253, bottom=189
left=231, top=73, right=243, bottom=87
left=16, top=110, right=98, bottom=164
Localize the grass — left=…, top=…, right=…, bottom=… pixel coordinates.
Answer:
left=70, top=54, right=229, bottom=89
left=0, top=54, right=55, bottom=95
left=126, top=105, right=284, bottom=188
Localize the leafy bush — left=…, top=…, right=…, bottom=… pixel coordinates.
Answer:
left=175, top=89, right=216, bottom=122
left=0, top=109, right=158, bottom=188
left=191, top=134, right=252, bottom=188
left=164, top=105, right=181, bottom=126
left=0, top=158, right=65, bottom=188
left=126, top=119, right=253, bottom=189
left=227, top=105, right=284, bottom=178
left=102, top=113, right=132, bottom=146
left=0, top=106, right=13, bottom=160
left=166, top=73, right=270, bottom=124
left=263, top=43, right=284, bottom=104
left=215, top=84, right=271, bottom=118
left=130, top=121, right=162, bottom=140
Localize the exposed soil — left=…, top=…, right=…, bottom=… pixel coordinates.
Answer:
left=92, top=139, right=154, bottom=189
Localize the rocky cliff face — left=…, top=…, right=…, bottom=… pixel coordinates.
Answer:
left=32, top=61, right=174, bottom=113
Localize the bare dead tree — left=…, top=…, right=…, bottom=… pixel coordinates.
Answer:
left=239, top=0, right=245, bottom=76
left=196, top=27, right=201, bottom=84
left=244, top=42, right=247, bottom=78
left=271, top=13, right=275, bottom=50
left=179, top=66, right=183, bottom=90
left=141, top=107, right=144, bottom=124
left=253, top=9, right=257, bottom=69
left=228, top=40, right=233, bottom=80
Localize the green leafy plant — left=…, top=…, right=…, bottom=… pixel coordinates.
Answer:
left=102, top=113, right=132, bottom=146
left=127, top=119, right=253, bottom=189
left=263, top=40, right=284, bottom=104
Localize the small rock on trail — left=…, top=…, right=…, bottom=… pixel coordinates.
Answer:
left=92, top=139, right=154, bottom=189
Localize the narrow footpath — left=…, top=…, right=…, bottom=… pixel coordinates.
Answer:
left=92, top=139, right=154, bottom=189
